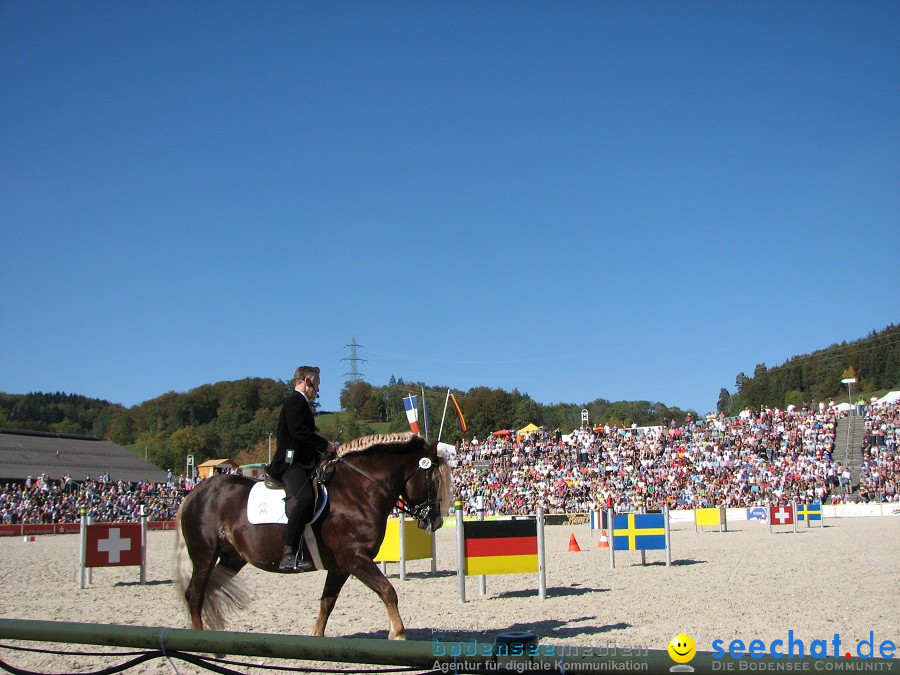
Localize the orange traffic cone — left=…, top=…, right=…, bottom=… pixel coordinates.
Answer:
left=597, top=529, right=609, bottom=549
left=567, top=532, right=581, bottom=552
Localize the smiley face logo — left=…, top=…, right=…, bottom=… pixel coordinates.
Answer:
left=667, top=633, right=696, bottom=664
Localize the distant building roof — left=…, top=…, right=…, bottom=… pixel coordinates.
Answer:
left=0, top=429, right=168, bottom=483
left=197, top=459, right=238, bottom=468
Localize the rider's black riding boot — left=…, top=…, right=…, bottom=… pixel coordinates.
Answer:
left=278, top=545, right=313, bottom=572
left=278, top=545, right=297, bottom=571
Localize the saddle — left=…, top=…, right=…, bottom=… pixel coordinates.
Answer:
left=257, top=448, right=337, bottom=520
left=263, top=473, right=287, bottom=490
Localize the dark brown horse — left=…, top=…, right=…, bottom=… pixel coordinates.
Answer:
left=174, top=432, right=452, bottom=639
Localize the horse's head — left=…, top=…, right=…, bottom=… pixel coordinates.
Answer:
left=335, top=432, right=454, bottom=532
left=401, top=439, right=453, bottom=532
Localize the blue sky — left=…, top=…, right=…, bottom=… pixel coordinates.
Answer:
left=1, top=1, right=898, bottom=416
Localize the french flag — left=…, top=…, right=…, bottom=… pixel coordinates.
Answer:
left=590, top=510, right=609, bottom=531
left=403, top=395, right=419, bottom=434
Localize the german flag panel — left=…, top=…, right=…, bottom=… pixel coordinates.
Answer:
left=463, top=520, right=538, bottom=576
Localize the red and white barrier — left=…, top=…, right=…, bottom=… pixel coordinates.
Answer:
left=77, top=508, right=147, bottom=589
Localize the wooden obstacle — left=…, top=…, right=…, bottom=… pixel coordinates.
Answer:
left=454, top=499, right=547, bottom=602
left=606, top=506, right=672, bottom=568
left=374, top=512, right=437, bottom=580
left=77, top=507, right=147, bottom=589
left=769, top=500, right=825, bottom=534
left=694, top=505, right=727, bottom=532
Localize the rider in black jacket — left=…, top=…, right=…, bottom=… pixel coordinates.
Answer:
left=266, top=366, right=334, bottom=571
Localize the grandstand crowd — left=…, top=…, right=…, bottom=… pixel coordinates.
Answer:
left=1, top=401, right=897, bottom=524
left=454, top=400, right=899, bottom=515
left=0, top=473, right=187, bottom=525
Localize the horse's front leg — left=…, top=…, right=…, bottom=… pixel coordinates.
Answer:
left=349, top=558, right=406, bottom=640
left=313, top=570, right=350, bottom=637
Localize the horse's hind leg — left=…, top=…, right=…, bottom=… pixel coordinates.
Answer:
left=349, top=560, right=406, bottom=640
left=184, top=547, right=218, bottom=630
left=313, top=570, right=350, bottom=637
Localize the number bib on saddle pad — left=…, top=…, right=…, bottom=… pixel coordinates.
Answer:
left=246, top=481, right=329, bottom=525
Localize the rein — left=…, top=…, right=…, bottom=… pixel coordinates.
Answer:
left=336, top=455, right=438, bottom=524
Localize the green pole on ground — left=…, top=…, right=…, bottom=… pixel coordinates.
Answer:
left=0, top=618, right=886, bottom=672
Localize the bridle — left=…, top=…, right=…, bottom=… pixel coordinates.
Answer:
left=337, top=454, right=441, bottom=529
left=400, top=457, right=441, bottom=527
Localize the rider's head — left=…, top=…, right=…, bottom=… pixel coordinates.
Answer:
left=293, top=366, right=321, bottom=399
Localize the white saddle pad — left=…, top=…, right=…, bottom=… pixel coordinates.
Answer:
left=246, top=481, right=330, bottom=526
left=247, top=481, right=289, bottom=524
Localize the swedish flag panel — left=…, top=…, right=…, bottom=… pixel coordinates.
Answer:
left=796, top=500, right=823, bottom=521
left=612, top=512, right=666, bottom=551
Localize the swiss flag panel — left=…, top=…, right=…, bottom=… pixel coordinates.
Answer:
left=769, top=505, right=794, bottom=526
left=85, top=523, right=142, bottom=567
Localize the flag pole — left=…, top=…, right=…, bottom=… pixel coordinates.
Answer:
left=438, top=388, right=450, bottom=442
left=421, top=385, right=429, bottom=441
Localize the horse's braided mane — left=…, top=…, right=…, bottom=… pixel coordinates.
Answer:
left=336, top=432, right=421, bottom=458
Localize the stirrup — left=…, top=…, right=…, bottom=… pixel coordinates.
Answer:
left=293, top=557, right=314, bottom=572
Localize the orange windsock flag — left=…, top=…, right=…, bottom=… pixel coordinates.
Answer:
left=449, top=393, right=467, bottom=432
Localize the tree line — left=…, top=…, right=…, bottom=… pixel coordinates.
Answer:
left=0, top=378, right=694, bottom=473
left=0, top=379, right=290, bottom=473
left=717, top=323, right=899, bottom=414
left=1, top=324, right=896, bottom=473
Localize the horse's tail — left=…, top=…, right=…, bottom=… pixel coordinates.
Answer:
left=173, top=491, right=251, bottom=631
left=173, top=501, right=193, bottom=619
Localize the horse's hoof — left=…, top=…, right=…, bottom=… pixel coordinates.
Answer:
left=389, top=632, right=407, bottom=640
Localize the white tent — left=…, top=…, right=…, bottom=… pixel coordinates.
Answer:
left=437, top=442, right=457, bottom=456
left=835, top=402, right=853, bottom=412
left=876, top=391, right=900, bottom=406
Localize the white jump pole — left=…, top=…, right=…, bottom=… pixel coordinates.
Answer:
left=476, top=495, right=486, bottom=597
left=455, top=499, right=465, bottom=604
left=537, top=506, right=546, bottom=600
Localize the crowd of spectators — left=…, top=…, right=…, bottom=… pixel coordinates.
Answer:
left=857, top=402, right=900, bottom=503
left=0, top=474, right=190, bottom=525
left=1, top=401, right=896, bottom=524
left=450, top=400, right=899, bottom=516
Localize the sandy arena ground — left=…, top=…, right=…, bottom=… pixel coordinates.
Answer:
left=0, top=517, right=897, bottom=673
